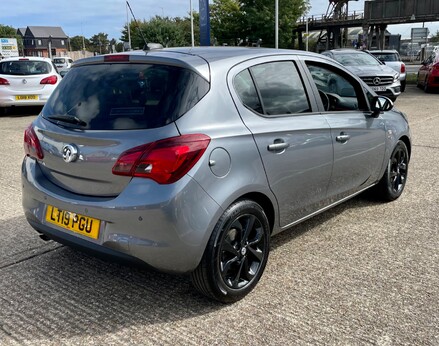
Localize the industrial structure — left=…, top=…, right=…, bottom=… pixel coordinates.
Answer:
left=294, top=0, right=439, bottom=51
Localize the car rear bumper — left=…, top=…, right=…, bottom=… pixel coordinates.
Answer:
left=22, top=157, right=223, bottom=273
left=0, top=94, right=52, bottom=107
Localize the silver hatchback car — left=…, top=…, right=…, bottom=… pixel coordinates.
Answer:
left=22, top=47, right=411, bottom=303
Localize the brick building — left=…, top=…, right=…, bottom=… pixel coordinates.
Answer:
left=18, top=26, right=69, bottom=58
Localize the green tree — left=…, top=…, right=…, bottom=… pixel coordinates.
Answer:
left=430, top=30, right=439, bottom=44
left=210, top=0, right=243, bottom=46
left=242, top=0, right=309, bottom=48
left=210, top=0, right=309, bottom=48
left=89, top=33, right=110, bottom=54
left=69, top=35, right=91, bottom=51
left=121, top=16, right=192, bottom=49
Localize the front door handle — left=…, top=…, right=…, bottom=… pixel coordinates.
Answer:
left=336, top=132, right=351, bottom=143
left=268, top=141, right=289, bottom=152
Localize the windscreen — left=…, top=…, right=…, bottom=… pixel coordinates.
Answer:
left=42, top=63, right=210, bottom=130
left=0, top=60, right=51, bottom=75
left=333, top=53, right=382, bottom=66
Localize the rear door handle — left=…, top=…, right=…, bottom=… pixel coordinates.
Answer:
left=336, top=132, right=351, bottom=143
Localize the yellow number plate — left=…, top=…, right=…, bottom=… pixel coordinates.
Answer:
left=15, top=95, right=38, bottom=100
left=45, top=205, right=100, bottom=239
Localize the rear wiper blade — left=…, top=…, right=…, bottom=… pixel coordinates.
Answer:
left=47, top=115, right=87, bottom=127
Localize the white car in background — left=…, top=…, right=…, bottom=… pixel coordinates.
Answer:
left=0, top=56, right=60, bottom=113
left=369, top=50, right=407, bottom=92
left=52, top=57, right=73, bottom=70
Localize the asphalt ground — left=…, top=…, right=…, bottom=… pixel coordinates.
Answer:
left=0, top=86, right=438, bottom=345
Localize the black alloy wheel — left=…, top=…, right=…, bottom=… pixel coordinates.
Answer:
left=191, top=199, right=270, bottom=303
left=375, top=140, right=409, bottom=201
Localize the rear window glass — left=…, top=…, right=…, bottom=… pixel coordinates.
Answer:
left=0, top=60, right=51, bottom=75
left=42, top=63, right=210, bottom=130
left=372, top=53, right=399, bottom=62
left=53, top=58, right=66, bottom=64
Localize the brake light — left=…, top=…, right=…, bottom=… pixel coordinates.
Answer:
left=104, top=55, right=129, bottom=62
left=400, top=63, right=406, bottom=73
left=0, top=77, right=9, bottom=85
left=433, top=63, right=439, bottom=70
left=112, top=134, right=211, bottom=184
left=40, top=75, right=58, bottom=85
left=24, top=124, right=44, bottom=159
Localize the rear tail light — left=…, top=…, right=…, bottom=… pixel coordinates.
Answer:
left=40, top=75, right=58, bottom=85
left=112, top=134, right=211, bottom=184
left=433, top=63, right=439, bottom=70
left=400, top=63, right=406, bottom=73
left=24, top=124, right=44, bottom=159
left=0, top=77, right=10, bottom=85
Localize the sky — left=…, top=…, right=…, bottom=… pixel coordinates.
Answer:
left=1, top=0, right=438, bottom=41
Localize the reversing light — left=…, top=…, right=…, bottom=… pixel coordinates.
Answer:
left=112, top=134, right=211, bottom=184
left=104, top=55, right=130, bottom=62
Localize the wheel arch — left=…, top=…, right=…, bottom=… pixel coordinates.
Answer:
left=236, top=192, right=276, bottom=234
left=399, top=135, right=411, bottom=159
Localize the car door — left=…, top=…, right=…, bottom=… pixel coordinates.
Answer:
left=419, top=54, right=435, bottom=84
left=228, top=58, right=333, bottom=228
left=301, top=59, right=386, bottom=203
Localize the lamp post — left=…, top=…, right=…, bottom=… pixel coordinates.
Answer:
left=190, top=0, right=194, bottom=47
left=275, top=0, right=279, bottom=48
left=48, top=35, right=53, bottom=59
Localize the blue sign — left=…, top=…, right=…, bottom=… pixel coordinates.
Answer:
left=199, top=0, right=210, bottom=46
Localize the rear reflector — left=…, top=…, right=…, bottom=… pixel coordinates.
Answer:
left=104, top=55, right=130, bottom=62
left=24, top=124, right=44, bottom=160
left=112, top=134, right=211, bottom=184
left=40, top=75, right=58, bottom=85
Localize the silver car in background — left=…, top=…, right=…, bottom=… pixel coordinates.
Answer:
left=322, top=49, right=401, bottom=101
left=22, top=47, right=411, bottom=303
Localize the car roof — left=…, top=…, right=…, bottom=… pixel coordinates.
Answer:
left=73, top=46, right=330, bottom=81
left=324, top=48, right=368, bottom=54
left=369, top=50, right=399, bottom=53
left=1, top=56, right=53, bottom=62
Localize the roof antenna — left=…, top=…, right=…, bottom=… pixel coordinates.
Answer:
left=126, top=1, right=162, bottom=50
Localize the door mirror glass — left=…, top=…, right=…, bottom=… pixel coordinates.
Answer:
left=372, top=96, right=393, bottom=115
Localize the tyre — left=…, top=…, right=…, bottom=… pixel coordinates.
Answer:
left=374, top=140, right=409, bottom=201
left=400, top=80, right=406, bottom=92
left=191, top=199, right=270, bottom=303
left=424, top=77, right=430, bottom=93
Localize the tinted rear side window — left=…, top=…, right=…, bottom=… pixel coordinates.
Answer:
left=0, top=60, right=51, bottom=75
left=43, top=63, right=209, bottom=130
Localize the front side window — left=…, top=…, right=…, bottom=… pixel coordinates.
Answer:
left=307, top=63, right=364, bottom=111
left=234, top=61, right=311, bottom=116
left=43, top=63, right=209, bottom=130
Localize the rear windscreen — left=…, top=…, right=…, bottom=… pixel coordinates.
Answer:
left=0, top=60, right=51, bottom=75
left=42, top=63, right=210, bottom=130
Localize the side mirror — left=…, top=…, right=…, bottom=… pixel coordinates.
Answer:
left=371, top=96, right=393, bottom=117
